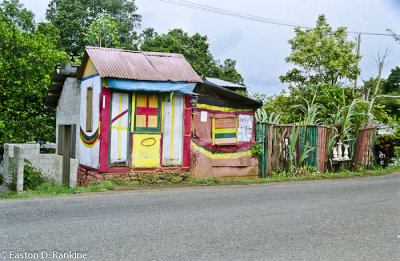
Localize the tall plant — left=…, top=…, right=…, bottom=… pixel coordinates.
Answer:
left=255, top=108, right=281, bottom=123
left=333, top=98, right=366, bottom=142
left=292, top=95, right=325, bottom=125
left=287, top=126, right=314, bottom=175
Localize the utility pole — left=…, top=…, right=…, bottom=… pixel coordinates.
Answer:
left=354, top=34, right=361, bottom=90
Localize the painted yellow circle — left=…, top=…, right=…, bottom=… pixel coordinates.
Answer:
left=141, top=137, right=156, bottom=147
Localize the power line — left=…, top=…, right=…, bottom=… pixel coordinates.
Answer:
left=158, top=0, right=394, bottom=37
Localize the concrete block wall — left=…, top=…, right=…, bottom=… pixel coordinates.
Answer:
left=2, top=143, right=78, bottom=191
left=54, top=155, right=78, bottom=188
left=56, top=77, right=80, bottom=157
left=3, top=144, right=24, bottom=191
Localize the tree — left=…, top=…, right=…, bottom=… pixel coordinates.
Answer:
left=0, top=0, right=68, bottom=152
left=139, top=28, right=244, bottom=84
left=383, top=67, right=400, bottom=93
left=46, top=0, right=141, bottom=58
left=0, top=0, right=34, bottom=31
left=376, top=67, right=400, bottom=121
left=83, top=13, right=121, bottom=48
left=280, top=14, right=360, bottom=89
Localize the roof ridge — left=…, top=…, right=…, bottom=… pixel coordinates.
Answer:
left=85, top=46, right=183, bottom=58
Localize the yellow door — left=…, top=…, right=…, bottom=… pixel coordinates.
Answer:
left=131, top=134, right=161, bottom=168
left=131, top=93, right=161, bottom=168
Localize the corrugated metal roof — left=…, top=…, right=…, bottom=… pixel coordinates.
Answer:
left=205, top=77, right=246, bottom=89
left=77, top=47, right=203, bottom=83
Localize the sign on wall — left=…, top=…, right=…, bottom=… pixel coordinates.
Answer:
left=237, top=115, right=253, bottom=142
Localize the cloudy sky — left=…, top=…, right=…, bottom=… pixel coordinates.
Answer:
left=21, top=0, right=400, bottom=95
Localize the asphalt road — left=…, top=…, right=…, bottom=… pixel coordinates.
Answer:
left=1, top=174, right=399, bottom=261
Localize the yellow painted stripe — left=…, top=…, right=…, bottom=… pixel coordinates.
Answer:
left=214, top=128, right=236, bottom=134
left=80, top=133, right=99, bottom=148
left=170, top=94, right=175, bottom=160
left=111, top=126, right=127, bottom=131
left=212, top=118, right=215, bottom=145
left=197, top=104, right=253, bottom=112
left=190, top=140, right=252, bottom=159
left=131, top=92, right=136, bottom=132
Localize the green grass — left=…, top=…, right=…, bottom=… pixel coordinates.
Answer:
left=1, top=165, right=400, bottom=200
left=227, top=165, right=400, bottom=184
left=187, top=177, right=221, bottom=184
left=0, top=180, right=116, bottom=200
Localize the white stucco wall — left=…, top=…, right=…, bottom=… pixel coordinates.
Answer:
left=79, top=76, right=101, bottom=169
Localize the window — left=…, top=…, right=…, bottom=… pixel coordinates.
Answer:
left=212, top=117, right=237, bottom=145
left=86, top=87, right=93, bottom=132
left=134, top=93, right=161, bottom=132
left=211, top=114, right=254, bottom=145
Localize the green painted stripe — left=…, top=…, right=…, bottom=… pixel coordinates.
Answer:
left=80, top=127, right=98, bottom=141
left=215, top=133, right=236, bottom=138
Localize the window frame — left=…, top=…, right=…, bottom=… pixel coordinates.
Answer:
left=133, top=92, right=162, bottom=133
left=212, top=116, right=238, bottom=146
left=86, top=87, right=93, bottom=132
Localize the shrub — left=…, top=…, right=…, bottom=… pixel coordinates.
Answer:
left=23, top=159, right=46, bottom=190
left=375, top=134, right=397, bottom=168
left=251, top=143, right=264, bottom=157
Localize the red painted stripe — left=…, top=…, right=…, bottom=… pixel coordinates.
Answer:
left=111, top=109, right=128, bottom=123
left=82, top=134, right=99, bottom=145
left=136, top=107, right=158, bottom=115
left=99, top=87, right=111, bottom=172
left=80, top=164, right=189, bottom=173
left=182, top=95, right=191, bottom=168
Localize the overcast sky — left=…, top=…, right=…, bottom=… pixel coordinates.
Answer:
left=21, top=0, right=400, bottom=95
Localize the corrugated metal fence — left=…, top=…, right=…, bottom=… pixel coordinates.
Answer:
left=353, top=127, right=377, bottom=170
left=255, top=123, right=332, bottom=178
left=255, top=123, right=377, bottom=177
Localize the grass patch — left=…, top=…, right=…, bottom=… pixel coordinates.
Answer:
left=0, top=180, right=116, bottom=200
left=187, top=177, right=221, bottom=184
left=1, top=166, right=400, bottom=200
left=222, top=165, right=400, bottom=184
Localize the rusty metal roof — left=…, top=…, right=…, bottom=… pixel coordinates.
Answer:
left=77, top=47, right=203, bottom=83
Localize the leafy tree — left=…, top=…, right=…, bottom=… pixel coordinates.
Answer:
left=360, top=77, right=385, bottom=102
left=0, top=0, right=34, bottom=31
left=383, top=67, right=400, bottom=93
left=264, top=84, right=367, bottom=126
left=45, top=0, right=141, bottom=58
left=83, top=13, right=121, bottom=48
left=280, top=14, right=360, bottom=89
left=139, top=28, right=244, bottom=84
left=376, top=67, right=400, bottom=121
left=0, top=0, right=68, bottom=152
left=37, top=22, right=63, bottom=49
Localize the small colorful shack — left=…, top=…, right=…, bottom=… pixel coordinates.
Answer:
left=75, top=47, right=203, bottom=179
left=46, top=47, right=262, bottom=185
left=190, top=78, right=262, bottom=179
